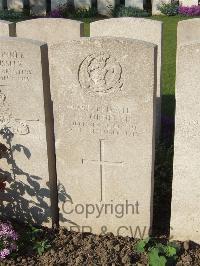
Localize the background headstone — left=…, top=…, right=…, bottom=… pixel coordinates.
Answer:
left=0, top=0, right=3, bottom=9
left=171, top=43, right=200, bottom=244
left=125, top=0, right=143, bottom=9
left=7, top=0, right=23, bottom=10
left=29, top=0, right=46, bottom=16
left=97, top=0, right=120, bottom=16
left=50, top=37, right=156, bottom=237
left=177, top=19, right=200, bottom=48
left=180, top=0, right=198, bottom=6
left=16, top=18, right=84, bottom=44
left=90, top=18, right=163, bottom=139
left=0, top=20, right=16, bottom=37
left=17, top=18, right=84, bottom=102
left=74, top=0, right=91, bottom=9
left=51, top=0, right=67, bottom=10
left=151, top=0, right=170, bottom=15
left=0, top=37, right=57, bottom=227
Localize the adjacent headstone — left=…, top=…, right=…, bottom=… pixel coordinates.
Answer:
left=7, top=0, right=23, bottom=10
left=151, top=0, right=170, bottom=15
left=17, top=18, right=84, bottom=102
left=90, top=18, right=163, bottom=139
left=0, top=20, right=16, bottom=37
left=177, top=19, right=200, bottom=48
left=97, top=0, right=120, bottom=16
left=125, top=0, right=143, bottom=9
left=171, top=43, right=200, bottom=244
left=74, top=0, right=91, bottom=10
left=50, top=37, right=157, bottom=237
left=29, top=0, right=46, bottom=16
left=0, top=37, right=57, bottom=227
left=16, top=18, right=84, bottom=44
left=180, top=0, right=198, bottom=6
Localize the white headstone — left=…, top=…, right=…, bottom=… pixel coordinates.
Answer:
left=97, top=0, right=120, bottom=16
left=16, top=18, right=84, bottom=102
left=50, top=37, right=157, bottom=237
left=29, top=0, right=46, bottom=16
left=180, top=0, right=198, bottom=6
left=74, top=0, right=91, bottom=9
left=125, top=0, right=143, bottom=9
left=0, top=37, right=57, bottom=227
left=51, top=0, right=67, bottom=10
left=90, top=18, right=163, bottom=139
left=16, top=18, right=84, bottom=44
left=0, top=20, right=16, bottom=37
left=177, top=19, right=200, bottom=48
left=171, top=43, right=200, bottom=244
left=7, top=0, right=23, bottom=10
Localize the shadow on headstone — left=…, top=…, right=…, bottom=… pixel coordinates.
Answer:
left=0, top=127, right=50, bottom=224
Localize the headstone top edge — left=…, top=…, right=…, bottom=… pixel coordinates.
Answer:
left=178, top=18, right=200, bottom=26
left=0, top=20, right=15, bottom=25
left=90, top=17, right=163, bottom=26
left=51, top=36, right=158, bottom=49
left=0, top=36, right=47, bottom=47
left=16, top=18, right=84, bottom=26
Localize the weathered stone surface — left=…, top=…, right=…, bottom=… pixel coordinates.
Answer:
left=177, top=19, right=200, bottom=48
left=171, top=43, right=200, bottom=244
left=97, top=0, right=120, bottom=16
left=151, top=0, right=170, bottom=15
left=74, top=0, right=91, bottom=10
left=0, top=37, right=57, bottom=227
left=125, top=0, right=143, bottom=9
left=16, top=18, right=84, bottom=44
left=17, top=18, right=84, bottom=103
left=180, top=0, right=198, bottom=6
left=90, top=18, right=163, bottom=139
left=7, top=0, right=23, bottom=10
left=50, top=37, right=156, bottom=237
left=0, top=20, right=16, bottom=37
left=29, top=0, right=46, bottom=16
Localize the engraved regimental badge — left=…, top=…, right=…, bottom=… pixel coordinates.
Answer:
left=79, top=52, right=123, bottom=96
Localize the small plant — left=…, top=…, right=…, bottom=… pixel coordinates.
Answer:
left=0, top=221, right=18, bottom=260
left=112, top=5, right=150, bottom=17
left=158, top=1, right=179, bottom=16
left=136, top=238, right=180, bottom=266
left=0, top=10, right=27, bottom=20
left=19, top=225, right=51, bottom=255
left=33, top=240, right=51, bottom=255
left=73, top=7, right=97, bottom=19
left=178, top=5, right=200, bottom=16
left=49, top=2, right=97, bottom=19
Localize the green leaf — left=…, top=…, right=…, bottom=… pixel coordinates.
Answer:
left=149, top=248, right=167, bottom=266
left=136, top=238, right=150, bottom=253
left=164, top=245, right=177, bottom=257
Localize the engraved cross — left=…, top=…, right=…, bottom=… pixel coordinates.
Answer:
left=82, top=139, right=124, bottom=202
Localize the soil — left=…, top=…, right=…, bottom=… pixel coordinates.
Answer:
left=1, top=226, right=200, bottom=266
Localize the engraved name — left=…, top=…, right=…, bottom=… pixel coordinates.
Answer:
left=0, top=50, right=32, bottom=82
